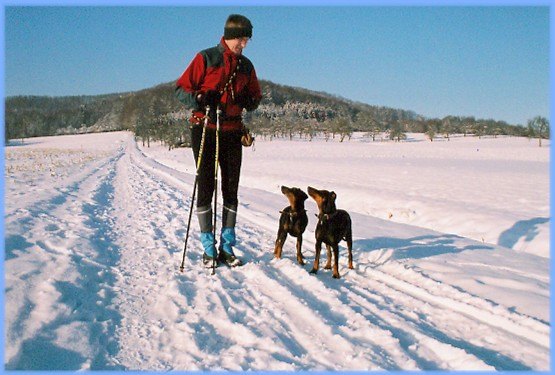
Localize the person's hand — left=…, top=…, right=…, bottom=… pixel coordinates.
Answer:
left=236, top=90, right=257, bottom=111
left=196, top=90, right=221, bottom=108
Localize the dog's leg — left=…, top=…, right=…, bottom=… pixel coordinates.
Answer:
left=332, top=244, right=340, bottom=279
left=310, top=241, right=322, bottom=274
left=324, top=244, right=332, bottom=269
left=296, top=236, right=305, bottom=265
left=346, top=228, right=353, bottom=269
left=274, top=229, right=287, bottom=259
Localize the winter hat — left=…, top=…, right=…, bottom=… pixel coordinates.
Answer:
left=224, top=14, right=253, bottom=40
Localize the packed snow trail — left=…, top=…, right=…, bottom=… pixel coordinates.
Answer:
left=5, top=145, right=125, bottom=369
left=4, top=132, right=550, bottom=370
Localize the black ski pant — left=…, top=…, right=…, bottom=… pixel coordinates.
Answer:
left=190, top=124, right=242, bottom=233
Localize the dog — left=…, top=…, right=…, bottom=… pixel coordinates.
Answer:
left=307, top=186, right=353, bottom=279
left=274, top=186, right=309, bottom=265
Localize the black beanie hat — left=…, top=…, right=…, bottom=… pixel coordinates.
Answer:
left=224, top=14, right=253, bottom=40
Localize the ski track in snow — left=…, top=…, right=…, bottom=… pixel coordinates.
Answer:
left=4, top=133, right=550, bottom=370
left=5, top=146, right=124, bottom=370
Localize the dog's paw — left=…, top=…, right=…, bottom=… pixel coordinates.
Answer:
left=309, top=268, right=318, bottom=274
left=332, top=273, right=341, bottom=279
left=324, top=264, right=332, bottom=270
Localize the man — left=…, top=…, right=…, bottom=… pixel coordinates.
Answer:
left=175, top=14, right=262, bottom=268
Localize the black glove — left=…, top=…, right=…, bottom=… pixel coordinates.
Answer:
left=196, top=90, right=221, bottom=108
left=236, top=91, right=258, bottom=112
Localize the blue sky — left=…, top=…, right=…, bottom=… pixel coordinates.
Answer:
left=4, top=4, right=550, bottom=125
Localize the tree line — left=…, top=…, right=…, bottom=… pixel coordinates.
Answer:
left=5, top=80, right=549, bottom=148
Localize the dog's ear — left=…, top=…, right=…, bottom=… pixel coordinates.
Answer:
left=300, top=190, right=309, bottom=201
left=330, top=191, right=337, bottom=202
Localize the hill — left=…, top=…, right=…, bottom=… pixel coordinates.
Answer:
left=5, top=79, right=526, bottom=145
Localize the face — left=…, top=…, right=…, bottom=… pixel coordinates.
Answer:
left=225, top=37, right=250, bottom=55
left=307, top=187, right=336, bottom=213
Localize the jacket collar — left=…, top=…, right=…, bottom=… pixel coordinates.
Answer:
left=219, top=37, right=235, bottom=57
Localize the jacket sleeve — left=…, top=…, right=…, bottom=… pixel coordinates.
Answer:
left=175, top=53, right=205, bottom=108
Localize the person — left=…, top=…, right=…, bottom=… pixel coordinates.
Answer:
left=175, top=14, right=262, bottom=268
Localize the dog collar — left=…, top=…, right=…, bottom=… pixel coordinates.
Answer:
left=281, top=209, right=306, bottom=218
left=316, top=211, right=338, bottom=223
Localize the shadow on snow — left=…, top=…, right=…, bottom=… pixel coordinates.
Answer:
left=497, top=217, right=549, bottom=250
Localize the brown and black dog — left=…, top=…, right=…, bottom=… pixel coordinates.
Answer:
left=274, top=186, right=309, bottom=265
left=307, top=186, right=353, bottom=278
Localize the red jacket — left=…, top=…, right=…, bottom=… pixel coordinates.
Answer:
left=176, top=37, right=262, bottom=131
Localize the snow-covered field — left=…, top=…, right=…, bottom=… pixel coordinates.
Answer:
left=3, top=130, right=550, bottom=370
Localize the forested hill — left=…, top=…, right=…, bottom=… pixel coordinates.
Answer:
left=5, top=79, right=525, bottom=144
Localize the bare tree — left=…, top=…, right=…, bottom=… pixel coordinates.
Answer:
left=527, top=116, right=550, bottom=147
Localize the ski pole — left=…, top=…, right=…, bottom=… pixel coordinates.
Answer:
left=211, top=105, right=222, bottom=275
left=180, top=106, right=210, bottom=272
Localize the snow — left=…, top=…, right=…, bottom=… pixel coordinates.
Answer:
left=4, top=130, right=550, bottom=370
